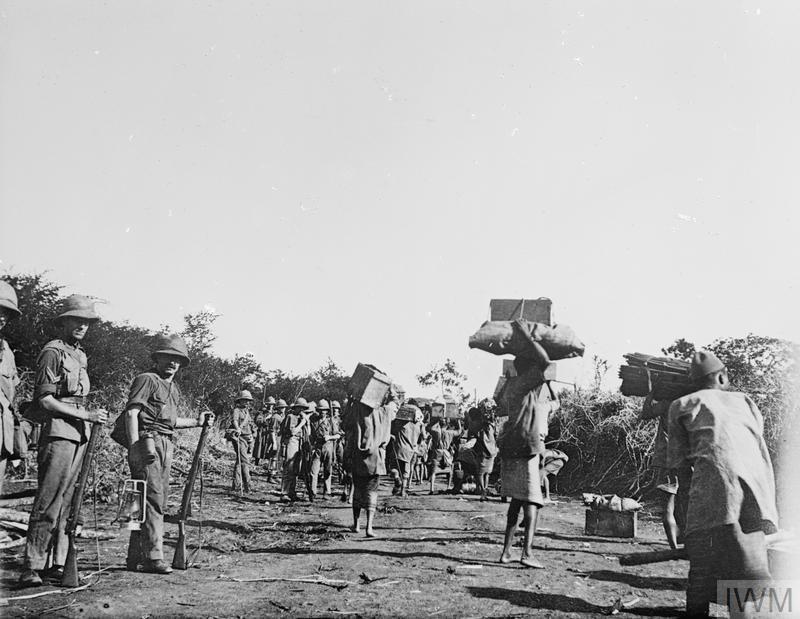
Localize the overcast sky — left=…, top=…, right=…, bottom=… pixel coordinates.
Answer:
left=2, top=1, right=798, bottom=399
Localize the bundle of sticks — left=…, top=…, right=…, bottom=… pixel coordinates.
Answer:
left=618, top=353, right=692, bottom=401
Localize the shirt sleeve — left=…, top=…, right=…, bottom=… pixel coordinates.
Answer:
left=125, top=374, right=155, bottom=411
left=33, top=349, right=63, bottom=400
left=666, top=399, right=690, bottom=469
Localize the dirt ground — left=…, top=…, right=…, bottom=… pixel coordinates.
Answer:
left=1, top=469, right=692, bottom=618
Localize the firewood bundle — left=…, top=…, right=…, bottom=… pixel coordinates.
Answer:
left=618, top=353, right=692, bottom=401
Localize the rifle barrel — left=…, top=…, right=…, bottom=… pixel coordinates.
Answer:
left=62, top=422, right=103, bottom=588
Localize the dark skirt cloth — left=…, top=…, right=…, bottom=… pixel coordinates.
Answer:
left=353, top=474, right=380, bottom=510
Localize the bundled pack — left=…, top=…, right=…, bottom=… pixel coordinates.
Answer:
left=468, top=320, right=585, bottom=361
left=618, top=353, right=692, bottom=400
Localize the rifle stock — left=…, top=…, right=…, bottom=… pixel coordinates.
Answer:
left=61, top=422, right=103, bottom=588
left=172, top=416, right=211, bottom=570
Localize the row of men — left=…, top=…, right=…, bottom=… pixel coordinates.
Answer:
left=223, top=389, right=558, bottom=506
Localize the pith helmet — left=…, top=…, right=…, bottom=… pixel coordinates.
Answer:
left=151, top=333, right=191, bottom=365
left=236, top=390, right=253, bottom=402
left=317, top=399, right=331, bottom=411
left=291, top=397, right=308, bottom=410
left=331, top=400, right=341, bottom=410
left=307, top=401, right=317, bottom=413
left=276, top=398, right=288, bottom=408
left=56, top=295, right=100, bottom=324
left=0, top=281, right=21, bottom=318
left=265, top=396, right=276, bottom=405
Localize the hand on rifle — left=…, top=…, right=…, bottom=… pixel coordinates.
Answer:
left=198, top=410, right=215, bottom=427
left=88, top=408, right=109, bottom=424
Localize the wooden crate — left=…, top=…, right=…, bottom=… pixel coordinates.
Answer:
left=347, top=363, right=392, bottom=409
left=395, top=404, right=418, bottom=421
left=490, top=298, right=552, bottom=325
left=444, top=402, right=461, bottom=419
left=493, top=377, right=507, bottom=401
left=584, top=509, right=637, bottom=538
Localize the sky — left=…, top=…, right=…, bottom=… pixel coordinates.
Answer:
left=1, top=1, right=799, bottom=401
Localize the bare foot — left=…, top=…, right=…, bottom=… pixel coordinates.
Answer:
left=499, top=552, right=513, bottom=564
left=520, top=557, right=544, bottom=569
left=365, top=528, right=376, bottom=538
left=351, top=524, right=360, bottom=533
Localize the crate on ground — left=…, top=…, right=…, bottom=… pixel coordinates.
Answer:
left=585, top=509, right=637, bottom=538
left=347, top=363, right=392, bottom=409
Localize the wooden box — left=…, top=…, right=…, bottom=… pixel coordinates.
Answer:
left=444, top=401, right=461, bottom=419
left=395, top=404, right=418, bottom=421
left=584, top=509, right=637, bottom=538
left=490, top=298, right=553, bottom=325
left=347, top=363, right=391, bottom=409
left=493, top=377, right=507, bottom=401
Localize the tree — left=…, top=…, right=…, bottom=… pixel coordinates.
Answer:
left=416, top=358, right=471, bottom=405
left=661, top=338, right=696, bottom=362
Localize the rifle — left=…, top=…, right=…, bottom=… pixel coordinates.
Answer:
left=233, top=432, right=243, bottom=497
left=61, top=422, right=103, bottom=587
left=172, top=415, right=212, bottom=570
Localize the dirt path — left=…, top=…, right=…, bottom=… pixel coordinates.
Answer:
left=1, top=472, right=689, bottom=618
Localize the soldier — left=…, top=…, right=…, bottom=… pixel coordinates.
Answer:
left=280, top=398, right=311, bottom=502
left=331, top=400, right=344, bottom=481
left=389, top=405, right=426, bottom=498
left=252, top=395, right=275, bottom=466
left=228, top=390, right=255, bottom=494
left=309, top=399, right=341, bottom=500
left=19, top=295, right=110, bottom=587
left=0, top=281, right=21, bottom=497
left=266, top=398, right=287, bottom=482
left=123, top=334, right=214, bottom=574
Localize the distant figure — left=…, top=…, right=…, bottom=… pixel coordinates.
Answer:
left=539, top=448, right=568, bottom=503
left=309, top=399, right=340, bottom=499
left=426, top=417, right=458, bottom=494
left=227, top=390, right=255, bottom=494
left=280, top=398, right=311, bottom=502
left=639, top=392, right=683, bottom=548
left=252, top=395, right=275, bottom=466
left=389, top=406, right=425, bottom=497
left=0, top=281, right=21, bottom=498
left=668, top=351, right=778, bottom=617
left=454, top=399, right=498, bottom=501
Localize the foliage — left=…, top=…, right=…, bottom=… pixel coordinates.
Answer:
left=0, top=272, right=354, bottom=502
left=416, top=358, right=471, bottom=405
left=548, top=387, right=652, bottom=497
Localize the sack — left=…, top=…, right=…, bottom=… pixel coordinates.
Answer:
left=468, top=320, right=585, bottom=360
left=110, top=413, right=130, bottom=448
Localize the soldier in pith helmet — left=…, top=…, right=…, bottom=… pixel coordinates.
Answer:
left=279, top=398, right=310, bottom=501
left=253, top=395, right=276, bottom=466
left=121, top=334, right=214, bottom=575
left=0, top=281, right=21, bottom=497
left=19, top=296, right=110, bottom=587
left=308, top=399, right=340, bottom=499
left=228, top=390, right=255, bottom=493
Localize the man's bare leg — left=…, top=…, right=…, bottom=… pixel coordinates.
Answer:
left=662, top=492, right=679, bottom=549
left=520, top=503, right=543, bottom=568
left=351, top=505, right=361, bottom=533
left=365, top=508, right=376, bottom=537
left=500, top=499, right=522, bottom=563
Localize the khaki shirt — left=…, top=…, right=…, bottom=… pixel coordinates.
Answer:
left=0, top=339, right=20, bottom=456
left=35, top=339, right=91, bottom=442
left=668, top=389, right=778, bottom=535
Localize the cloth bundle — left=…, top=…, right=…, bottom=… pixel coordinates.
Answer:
left=582, top=493, right=642, bottom=512
left=468, top=320, right=585, bottom=361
